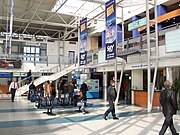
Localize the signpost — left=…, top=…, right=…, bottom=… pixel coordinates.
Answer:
left=128, top=17, right=146, bottom=31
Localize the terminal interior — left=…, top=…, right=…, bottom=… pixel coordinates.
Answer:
left=0, top=0, right=180, bottom=135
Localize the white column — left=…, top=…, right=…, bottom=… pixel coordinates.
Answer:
left=103, top=71, right=108, bottom=101
left=166, top=67, right=173, bottom=83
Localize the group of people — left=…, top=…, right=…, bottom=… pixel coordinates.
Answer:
left=8, top=77, right=179, bottom=134
left=102, top=80, right=179, bottom=135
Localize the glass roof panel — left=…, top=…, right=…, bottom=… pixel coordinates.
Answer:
left=52, top=0, right=106, bottom=18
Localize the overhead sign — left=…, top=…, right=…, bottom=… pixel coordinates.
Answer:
left=13, top=72, right=27, bottom=77
left=128, top=17, right=146, bottom=31
left=117, top=48, right=140, bottom=56
left=0, top=72, right=12, bottom=77
left=0, top=59, right=21, bottom=68
left=105, top=0, right=116, bottom=60
left=80, top=18, right=87, bottom=65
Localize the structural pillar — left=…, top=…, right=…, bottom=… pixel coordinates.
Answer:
left=103, top=71, right=108, bottom=101
left=166, top=67, right=173, bottom=83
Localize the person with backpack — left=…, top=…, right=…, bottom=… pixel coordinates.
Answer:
left=28, top=81, right=36, bottom=100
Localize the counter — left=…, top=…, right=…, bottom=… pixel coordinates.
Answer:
left=133, top=90, right=161, bottom=107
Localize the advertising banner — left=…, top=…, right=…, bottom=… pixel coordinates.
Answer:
left=80, top=52, right=87, bottom=65
left=0, top=59, right=21, bottom=68
left=80, top=18, right=87, bottom=65
left=105, top=0, right=116, bottom=60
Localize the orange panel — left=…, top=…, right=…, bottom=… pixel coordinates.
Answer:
left=138, top=9, right=180, bottom=31
left=0, top=85, right=9, bottom=94
left=134, top=90, right=161, bottom=107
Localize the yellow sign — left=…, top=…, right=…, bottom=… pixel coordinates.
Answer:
left=81, top=23, right=86, bottom=32
left=107, top=5, right=114, bottom=17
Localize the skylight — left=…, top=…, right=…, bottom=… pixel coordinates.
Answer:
left=52, top=0, right=106, bottom=18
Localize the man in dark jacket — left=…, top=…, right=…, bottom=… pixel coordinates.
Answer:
left=27, top=70, right=32, bottom=84
left=159, top=80, right=179, bottom=135
left=80, top=82, right=88, bottom=105
left=28, top=81, right=36, bottom=100
left=102, top=80, right=118, bottom=120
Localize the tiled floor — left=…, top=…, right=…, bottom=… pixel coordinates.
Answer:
left=0, top=95, right=179, bottom=135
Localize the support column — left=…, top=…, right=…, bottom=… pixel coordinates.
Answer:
left=166, top=67, right=173, bottom=83
left=132, top=16, right=141, bottom=38
left=103, top=71, right=108, bottom=101
left=157, top=4, right=167, bottom=30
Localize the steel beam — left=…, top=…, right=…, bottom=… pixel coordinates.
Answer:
left=0, top=16, right=76, bottom=28
left=22, top=0, right=44, bottom=34
left=79, top=0, right=105, bottom=5
left=55, top=0, right=68, bottom=12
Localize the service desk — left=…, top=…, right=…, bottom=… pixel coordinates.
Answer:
left=133, top=90, right=161, bottom=107
left=0, top=85, right=9, bottom=93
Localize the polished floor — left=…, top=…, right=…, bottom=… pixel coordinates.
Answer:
left=0, top=94, right=179, bottom=135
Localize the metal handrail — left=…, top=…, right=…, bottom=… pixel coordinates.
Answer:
left=17, top=76, right=31, bottom=87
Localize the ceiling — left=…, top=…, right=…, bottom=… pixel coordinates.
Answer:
left=0, top=0, right=178, bottom=41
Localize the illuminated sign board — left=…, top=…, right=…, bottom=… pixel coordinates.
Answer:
left=128, top=17, right=146, bottom=31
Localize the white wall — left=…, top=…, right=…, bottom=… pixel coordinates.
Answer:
left=87, top=36, right=91, bottom=51
left=63, top=41, right=79, bottom=57
left=131, top=70, right=143, bottom=90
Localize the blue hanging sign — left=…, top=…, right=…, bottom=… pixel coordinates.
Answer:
left=105, top=0, right=116, bottom=60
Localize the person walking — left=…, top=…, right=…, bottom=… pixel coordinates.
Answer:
left=27, top=70, right=32, bottom=84
left=9, top=79, right=18, bottom=102
left=57, top=79, right=63, bottom=99
left=68, top=81, right=74, bottom=104
left=80, top=82, right=88, bottom=106
left=102, top=80, right=118, bottom=120
left=159, top=80, right=179, bottom=135
left=28, top=81, right=36, bottom=100
left=44, top=80, right=50, bottom=97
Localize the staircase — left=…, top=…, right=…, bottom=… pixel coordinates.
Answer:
left=16, top=64, right=77, bottom=96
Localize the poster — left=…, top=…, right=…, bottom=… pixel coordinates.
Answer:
left=105, top=0, right=116, bottom=60
left=80, top=18, right=87, bottom=65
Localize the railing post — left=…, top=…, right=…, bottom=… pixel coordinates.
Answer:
left=34, top=54, right=36, bottom=66
left=127, top=38, right=129, bottom=50
left=46, top=56, right=48, bottom=66
left=140, top=34, right=143, bottom=49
